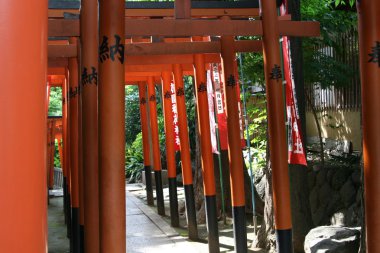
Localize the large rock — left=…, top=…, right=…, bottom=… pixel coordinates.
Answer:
left=316, top=168, right=328, bottom=187
left=351, top=169, right=361, bottom=187
left=331, top=168, right=352, bottom=190
left=304, top=226, right=360, bottom=253
left=340, top=179, right=356, bottom=207
left=255, top=175, right=266, bottom=201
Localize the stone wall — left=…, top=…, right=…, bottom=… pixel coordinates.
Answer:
left=307, top=165, right=363, bottom=227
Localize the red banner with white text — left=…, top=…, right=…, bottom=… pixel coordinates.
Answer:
left=170, top=81, right=181, bottom=151
left=281, top=4, right=307, bottom=166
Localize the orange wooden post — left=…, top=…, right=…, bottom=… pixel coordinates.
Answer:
left=357, top=1, right=380, bottom=252
left=175, top=0, right=191, bottom=19
left=58, top=139, right=64, bottom=175
left=147, top=76, right=165, bottom=215
left=47, top=120, right=53, bottom=189
left=161, top=71, right=180, bottom=227
left=62, top=83, right=68, bottom=224
left=99, top=1, right=126, bottom=252
left=0, top=0, right=48, bottom=251
left=64, top=71, right=72, bottom=238
left=260, top=1, right=293, bottom=251
left=138, top=82, right=154, bottom=206
left=193, top=51, right=220, bottom=252
left=80, top=0, right=100, bottom=252
left=50, top=121, right=56, bottom=189
left=220, top=25, right=247, bottom=253
left=46, top=86, right=52, bottom=191
left=69, top=37, right=81, bottom=253
left=78, top=70, right=85, bottom=253
left=173, top=63, right=198, bottom=240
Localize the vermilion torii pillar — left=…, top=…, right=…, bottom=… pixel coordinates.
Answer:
left=220, top=32, right=248, bottom=253
left=193, top=52, right=220, bottom=252
left=62, top=78, right=69, bottom=226
left=99, top=0, right=126, bottom=252
left=173, top=64, right=198, bottom=240
left=78, top=59, right=85, bottom=253
left=69, top=37, right=81, bottom=253
left=260, top=0, right=293, bottom=252
left=0, top=1, right=48, bottom=252
left=47, top=120, right=54, bottom=189
left=147, top=76, right=166, bottom=215
left=357, top=1, right=380, bottom=252
left=50, top=121, right=56, bottom=189
left=65, top=69, right=73, bottom=239
left=80, top=0, right=100, bottom=252
left=138, top=82, right=154, bottom=206
left=162, top=71, right=180, bottom=227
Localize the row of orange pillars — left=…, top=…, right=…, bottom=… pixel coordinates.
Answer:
left=1, top=0, right=380, bottom=253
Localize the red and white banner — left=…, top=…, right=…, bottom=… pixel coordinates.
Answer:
left=281, top=4, right=307, bottom=166
left=170, top=81, right=181, bottom=151
left=211, top=63, right=229, bottom=151
left=210, top=63, right=245, bottom=152
left=207, top=69, right=218, bottom=153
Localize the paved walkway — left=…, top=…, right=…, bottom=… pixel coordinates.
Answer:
left=48, top=197, right=70, bottom=253
left=126, top=190, right=206, bottom=253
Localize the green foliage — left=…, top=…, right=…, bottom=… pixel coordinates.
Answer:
left=184, top=76, right=197, bottom=158
left=48, top=87, right=62, bottom=116
left=54, top=141, right=61, bottom=168
left=125, top=86, right=142, bottom=146
left=245, top=92, right=268, bottom=171
left=302, top=0, right=357, bottom=89
left=125, top=132, right=144, bottom=182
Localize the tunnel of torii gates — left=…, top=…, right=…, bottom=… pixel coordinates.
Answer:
left=1, top=0, right=380, bottom=253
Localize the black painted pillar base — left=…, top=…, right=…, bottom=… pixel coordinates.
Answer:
left=71, top=208, right=81, bottom=253
left=80, top=225, right=85, bottom=253
left=276, top=229, right=293, bottom=253
left=63, top=177, right=67, bottom=224
left=205, top=195, right=220, bottom=253
left=154, top=170, right=165, bottom=215
left=144, top=165, right=154, bottom=206
left=232, top=206, right=247, bottom=253
left=168, top=178, right=179, bottom=227
left=184, top=184, right=198, bottom=240
left=67, top=194, right=72, bottom=239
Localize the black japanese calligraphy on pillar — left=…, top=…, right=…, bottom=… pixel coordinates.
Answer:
left=368, top=41, right=380, bottom=67
left=110, top=35, right=124, bottom=64
left=69, top=86, right=79, bottom=99
left=176, top=88, right=185, bottom=96
left=82, top=67, right=98, bottom=86
left=140, top=97, right=146, bottom=105
left=99, top=36, right=110, bottom=63
left=164, top=91, right=171, bottom=99
left=270, top=64, right=282, bottom=81
left=198, top=82, right=207, bottom=93
left=149, top=95, right=156, bottom=102
left=99, top=35, right=125, bottom=64
left=226, top=75, right=236, bottom=88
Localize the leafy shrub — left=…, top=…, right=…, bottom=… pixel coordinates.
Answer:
left=125, top=132, right=144, bottom=183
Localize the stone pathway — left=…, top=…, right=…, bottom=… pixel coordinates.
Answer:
left=48, top=197, right=70, bottom=253
left=126, top=190, right=207, bottom=253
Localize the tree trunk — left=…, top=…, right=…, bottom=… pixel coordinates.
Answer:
left=191, top=77, right=206, bottom=224
left=252, top=114, right=276, bottom=251
left=252, top=146, right=276, bottom=252
left=305, top=92, right=325, bottom=167
left=288, top=1, right=315, bottom=252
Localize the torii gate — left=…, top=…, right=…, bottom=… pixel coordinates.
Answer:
left=53, top=0, right=320, bottom=251
left=7, top=1, right=380, bottom=253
